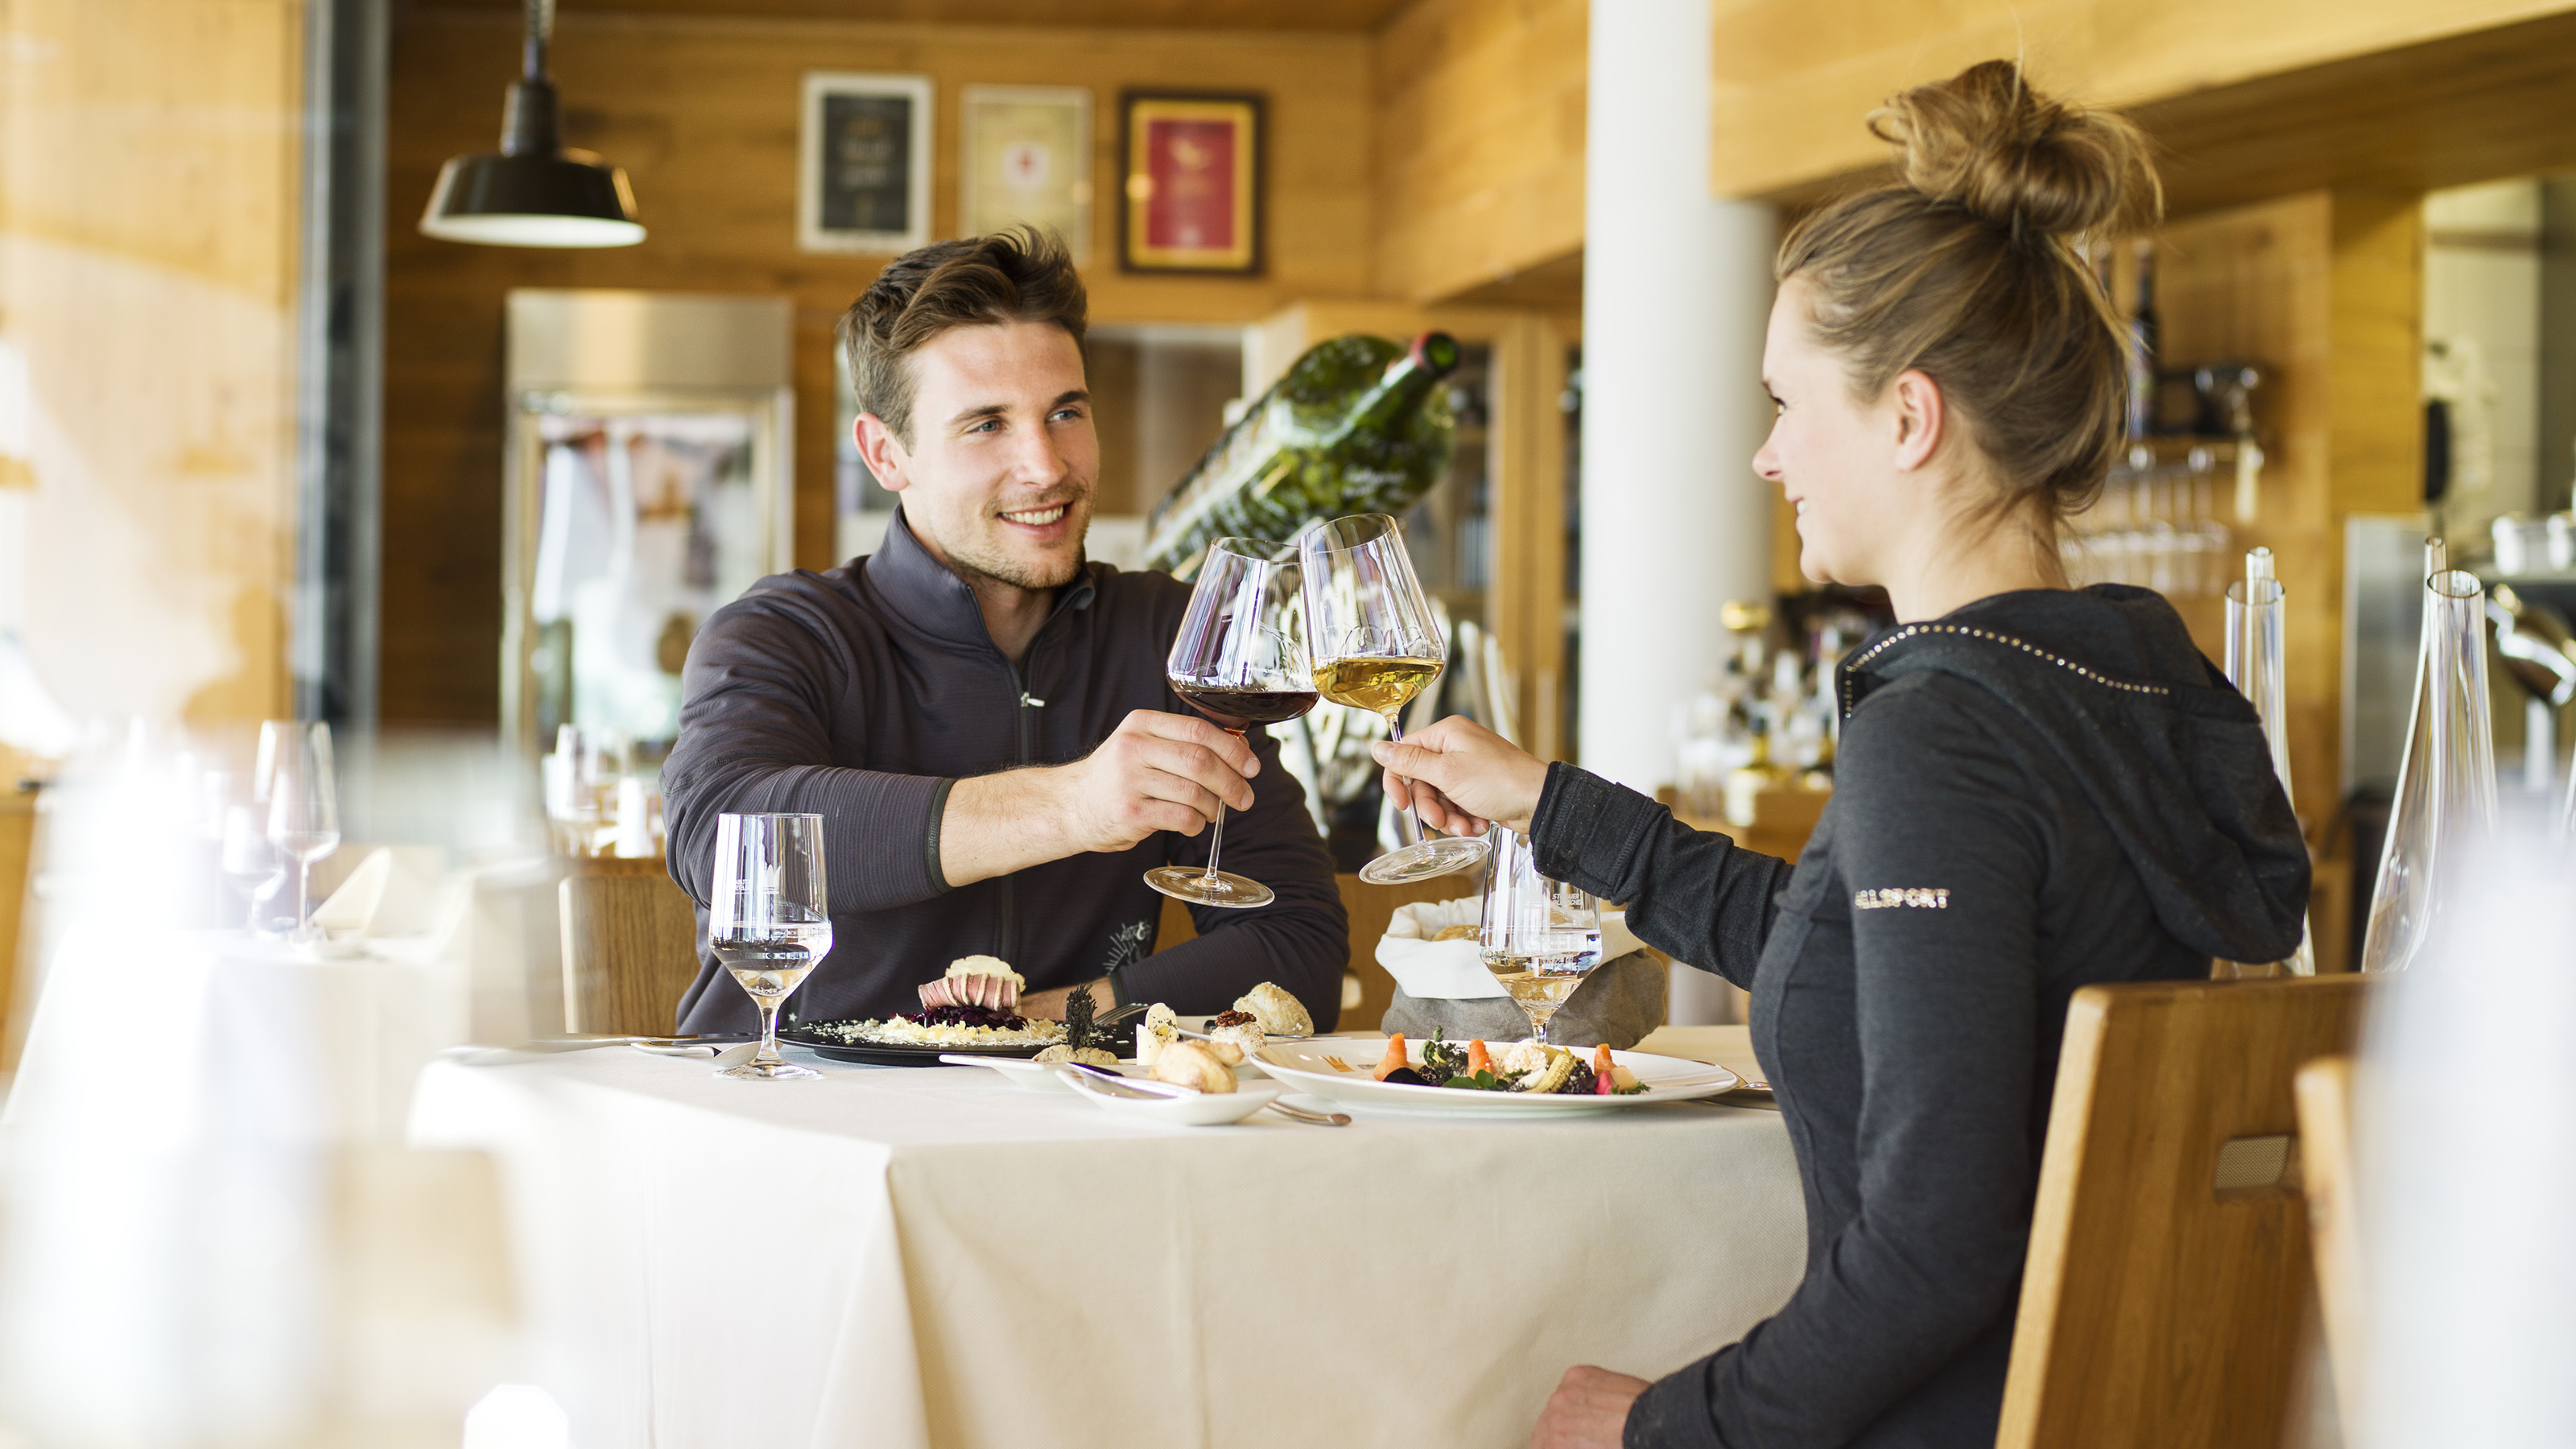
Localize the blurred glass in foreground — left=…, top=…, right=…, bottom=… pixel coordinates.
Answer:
left=2358, top=824, right=2576, bottom=1447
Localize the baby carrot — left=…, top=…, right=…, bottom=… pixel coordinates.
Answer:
left=1373, top=1033, right=1409, bottom=1081
left=1467, top=1039, right=1492, bottom=1077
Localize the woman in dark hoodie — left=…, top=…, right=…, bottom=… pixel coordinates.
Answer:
left=1371, top=60, right=2312, bottom=1449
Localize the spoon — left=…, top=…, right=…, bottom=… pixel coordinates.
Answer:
left=1067, top=1063, right=1348, bottom=1125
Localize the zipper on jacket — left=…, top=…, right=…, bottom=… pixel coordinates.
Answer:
left=995, top=636, right=1047, bottom=964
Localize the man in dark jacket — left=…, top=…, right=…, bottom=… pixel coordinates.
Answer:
left=663, top=228, right=1347, bottom=1034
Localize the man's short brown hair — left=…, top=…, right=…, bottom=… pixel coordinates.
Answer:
left=839, top=225, right=1089, bottom=447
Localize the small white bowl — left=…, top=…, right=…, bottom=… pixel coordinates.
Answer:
left=1056, top=1067, right=1283, bottom=1125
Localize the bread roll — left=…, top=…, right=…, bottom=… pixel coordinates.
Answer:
left=1150, top=1040, right=1237, bottom=1094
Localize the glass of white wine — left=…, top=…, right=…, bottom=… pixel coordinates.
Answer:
left=1299, top=512, right=1489, bottom=885
left=1478, top=829, right=1604, bottom=1046
left=709, top=811, right=832, bottom=1080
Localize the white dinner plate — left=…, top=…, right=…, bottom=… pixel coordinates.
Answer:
left=1253, top=1041, right=1740, bottom=1117
left=939, top=1054, right=1146, bottom=1092
left=1056, top=1067, right=1284, bottom=1125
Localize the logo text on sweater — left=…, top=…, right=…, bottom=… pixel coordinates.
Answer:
left=1854, top=888, right=1951, bottom=910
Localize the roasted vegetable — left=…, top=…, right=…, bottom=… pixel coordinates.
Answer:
left=1419, top=1026, right=1467, bottom=1084
left=1373, top=1034, right=1410, bottom=1082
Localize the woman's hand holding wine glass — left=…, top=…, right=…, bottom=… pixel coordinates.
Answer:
left=1301, top=513, right=1488, bottom=885
left=1370, top=714, right=1550, bottom=837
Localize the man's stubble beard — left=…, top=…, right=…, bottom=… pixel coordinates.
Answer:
left=941, top=499, right=1093, bottom=592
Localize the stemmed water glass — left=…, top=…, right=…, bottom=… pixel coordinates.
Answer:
left=544, top=724, right=630, bottom=857
left=709, top=811, right=832, bottom=1080
left=1148, top=537, right=1318, bottom=910
left=258, top=720, right=340, bottom=943
left=1300, top=513, right=1488, bottom=884
left=1478, top=829, right=1604, bottom=1046
left=218, top=803, right=287, bottom=935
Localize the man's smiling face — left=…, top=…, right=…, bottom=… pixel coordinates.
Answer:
left=861, top=319, right=1097, bottom=592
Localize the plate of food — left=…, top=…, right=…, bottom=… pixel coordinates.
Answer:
left=1253, top=1032, right=1739, bottom=1116
left=782, top=955, right=1107, bottom=1067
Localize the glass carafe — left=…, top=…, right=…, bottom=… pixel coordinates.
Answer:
left=2362, top=559, right=2498, bottom=973
left=2221, top=547, right=2314, bottom=976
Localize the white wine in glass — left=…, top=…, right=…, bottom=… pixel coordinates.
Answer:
left=710, top=811, right=832, bottom=1080
left=1299, top=513, right=1488, bottom=885
left=1148, top=537, right=1318, bottom=910
left=1478, top=829, right=1604, bottom=1046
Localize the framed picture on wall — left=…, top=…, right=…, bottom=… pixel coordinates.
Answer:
left=1119, top=92, right=1261, bottom=275
left=961, top=85, right=1093, bottom=261
left=799, top=72, right=932, bottom=254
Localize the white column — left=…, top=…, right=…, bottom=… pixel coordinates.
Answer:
left=1580, top=0, right=1777, bottom=1022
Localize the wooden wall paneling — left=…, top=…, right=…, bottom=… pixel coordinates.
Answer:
left=428, top=0, right=1415, bottom=32
left=2157, top=193, right=2341, bottom=830
left=0, top=0, right=304, bottom=729
left=1370, top=0, right=1587, bottom=303
left=381, top=8, right=1373, bottom=726
left=1488, top=311, right=1571, bottom=762
left=1709, top=0, right=2576, bottom=205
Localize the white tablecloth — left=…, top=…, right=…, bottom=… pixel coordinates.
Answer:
left=410, top=1042, right=1807, bottom=1449
left=6, top=928, right=457, bottom=1145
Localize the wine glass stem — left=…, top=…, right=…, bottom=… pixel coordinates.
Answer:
left=295, top=861, right=312, bottom=932
left=1202, top=726, right=1243, bottom=884
left=1386, top=713, right=1431, bottom=842
left=753, top=995, right=784, bottom=1068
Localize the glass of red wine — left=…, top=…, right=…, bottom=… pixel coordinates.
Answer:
left=1147, top=536, right=1318, bottom=910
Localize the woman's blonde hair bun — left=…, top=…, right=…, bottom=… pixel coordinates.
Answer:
left=1869, top=59, right=2160, bottom=242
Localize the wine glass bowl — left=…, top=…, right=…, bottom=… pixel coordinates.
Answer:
left=710, top=811, right=832, bottom=1080
left=1299, top=514, right=1488, bottom=886
left=544, top=724, right=632, bottom=857
left=1478, top=830, right=1604, bottom=1046
left=1148, top=537, right=1317, bottom=910
left=258, top=720, right=340, bottom=944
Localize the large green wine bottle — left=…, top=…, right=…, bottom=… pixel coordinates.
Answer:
left=1141, top=331, right=1459, bottom=578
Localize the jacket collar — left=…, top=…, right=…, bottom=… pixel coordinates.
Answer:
left=863, top=506, right=1098, bottom=655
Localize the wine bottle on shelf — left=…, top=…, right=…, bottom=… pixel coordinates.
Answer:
left=1141, top=331, right=1460, bottom=578
left=2127, top=240, right=2160, bottom=441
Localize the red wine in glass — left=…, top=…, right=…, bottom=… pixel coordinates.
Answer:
left=1170, top=685, right=1320, bottom=733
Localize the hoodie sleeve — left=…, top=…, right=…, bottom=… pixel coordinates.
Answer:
left=1527, top=762, right=1794, bottom=989
left=662, top=594, right=952, bottom=916
left=1627, top=678, right=2051, bottom=1449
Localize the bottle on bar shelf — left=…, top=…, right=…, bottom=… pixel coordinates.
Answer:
left=1141, top=331, right=1460, bottom=579
left=2125, top=239, right=2159, bottom=441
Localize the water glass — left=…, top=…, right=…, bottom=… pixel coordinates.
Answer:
left=709, top=811, right=832, bottom=1080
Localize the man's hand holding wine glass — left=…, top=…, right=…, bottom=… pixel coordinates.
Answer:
left=939, top=710, right=1259, bottom=886
left=1370, top=715, right=1550, bottom=838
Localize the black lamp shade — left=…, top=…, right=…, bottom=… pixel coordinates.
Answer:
left=420, top=147, right=643, bottom=248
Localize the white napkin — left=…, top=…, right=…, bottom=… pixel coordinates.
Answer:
left=310, top=846, right=447, bottom=939
left=313, top=849, right=391, bottom=938
left=1376, top=898, right=1643, bottom=1000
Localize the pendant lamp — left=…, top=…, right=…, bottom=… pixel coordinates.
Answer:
left=419, top=0, right=643, bottom=248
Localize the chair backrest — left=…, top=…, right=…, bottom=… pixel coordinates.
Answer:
left=2293, top=1053, right=2363, bottom=1437
left=1997, top=974, right=2373, bottom=1449
left=559, top=872, right=703, bottom=1035
left=1153, top=871, right=1461, bottom=1032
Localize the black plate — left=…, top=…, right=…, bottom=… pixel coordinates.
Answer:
left=776, top=1026, right=1051, bottom=1067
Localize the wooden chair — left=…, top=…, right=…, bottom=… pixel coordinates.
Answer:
left=559, top=871, right=703, bottom=1035
left=0, top=778, right=39, bottom=1073
left=1997, top=975, right=2372, bottom=1449
left=2293, top=1054, right=2364, bottom=1437
left=1154, top=870, right=1463, bottom=1032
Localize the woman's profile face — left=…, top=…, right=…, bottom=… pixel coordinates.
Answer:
left=1752, top=279, right=1901, bottom=588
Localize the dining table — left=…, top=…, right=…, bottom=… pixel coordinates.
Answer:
left=407, top=1026, right=1806, bottom=1449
